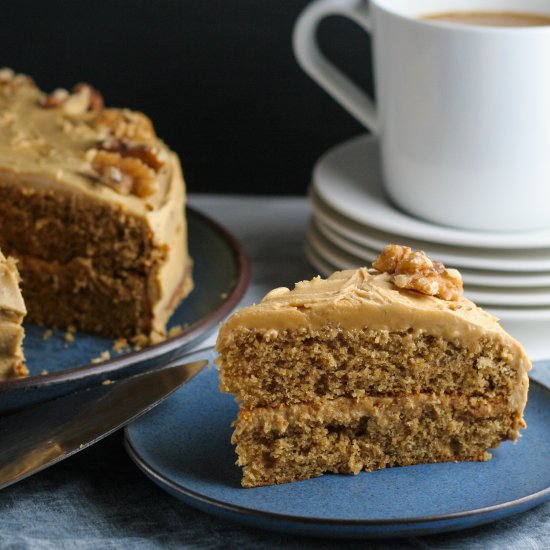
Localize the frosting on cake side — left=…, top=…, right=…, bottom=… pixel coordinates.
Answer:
left=0, top=249, right=27, bottom=379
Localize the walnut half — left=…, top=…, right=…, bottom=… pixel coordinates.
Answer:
left=92, top=108, right=156, bottom=143
left=86, top=136, right=165, bottom=198
left=372, top=244, right=463, bottom=301
left=89, top=149, right=157, bottom=198
left=0, top=68, right=34, bottom=96
left=40, top=83, right=104, bottom=115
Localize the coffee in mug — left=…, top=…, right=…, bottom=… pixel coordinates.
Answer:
left=423, top=11, right=550, bottom=27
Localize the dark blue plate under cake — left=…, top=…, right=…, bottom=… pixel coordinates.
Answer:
left=0, top=207, right=249, bottom=413
left=125, top=364, right=550, bottom=539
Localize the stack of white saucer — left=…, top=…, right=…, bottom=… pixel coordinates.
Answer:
left=306, top=135, right=550, bottom=360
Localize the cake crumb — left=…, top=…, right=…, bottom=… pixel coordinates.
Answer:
left=102, top=379, right=115, bottom=385
left=112, top=338, right=130, bottom=352
left=131, top=333, right=149, bottom=351
left=220, top=292, right=228, bottom=299
left=167, top=325, right=184, bottom=338
left=40, top=369, right=49, bottom=376
left=15, top=363, right=29, bottom=377
left=42, top=329, right=53, bottom=341
left=91, top=350, right=111, bottom=364
left=64, top=325, right=76, bottom=344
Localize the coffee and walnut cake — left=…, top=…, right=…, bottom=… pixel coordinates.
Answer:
left=216, top=245, right=531, bottom=487
left=0, top=68, right=193, bottom=345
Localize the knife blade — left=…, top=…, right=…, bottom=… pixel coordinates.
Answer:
left=0, top=357, right=207, bottom=490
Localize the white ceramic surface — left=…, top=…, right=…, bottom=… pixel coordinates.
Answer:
left=313, top=135, right=550, bottom=248
left=485, top=307, right=550, bottom=362
left=295, top=0, right=550, bottom=231
left=311, top=191, right=550, bottom=287
left=453, top=270, right=550, bottom=289
left=309, top=221, right=550, bottom=306
left=306, top=233, right=550, bottom=360
left=312, top=210, right=550, bottom=272
left=307, top=220, right=372, bottom=269
left=465, top=287, right=550, bottom=307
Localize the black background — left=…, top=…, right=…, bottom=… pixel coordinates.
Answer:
left=1, top=0, right=374, bottom=194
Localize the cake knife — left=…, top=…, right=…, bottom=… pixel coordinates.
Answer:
left=0, top=357, right=207, bottom=490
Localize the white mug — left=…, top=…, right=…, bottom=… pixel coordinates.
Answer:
left=293, top=0, right=550, bottom=232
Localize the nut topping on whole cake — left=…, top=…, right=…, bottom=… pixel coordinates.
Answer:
left=96, top=138, right=165, bottom=170
left=27, top=73, right=164, bottom=198
left=0, top=68, right=34, bottom=97
left=40, top=83, right=104, bottom=114
left=372, top=244, right=463, bottom=301
left=87, top=149, right=158, bottom=197
left=86, top=110, right=163, bottom=197
left=93, top=108, right=157, bottom=143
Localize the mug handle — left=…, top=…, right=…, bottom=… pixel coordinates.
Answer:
left=293, top=0, right=377, bottom=134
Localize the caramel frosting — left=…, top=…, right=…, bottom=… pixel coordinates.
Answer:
left=218, top=267, right=531, bottom=368
left=0, top=74, right=177, bottom=215
left=235, top=393, right=517, bottom=438
left=0, top=249, right=27, bottom=379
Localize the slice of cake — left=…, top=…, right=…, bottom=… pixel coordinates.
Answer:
left=216, top=245, right=531, bottom=487
left=0, top=249, right=28, bottom=380
left=0, top=69, right=192, bottom=342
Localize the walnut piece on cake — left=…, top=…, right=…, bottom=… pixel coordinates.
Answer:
left=93, top=108, right=157, bottom=143
left=38, top=78, right=164, bottom=199
left=40, top=83, right=103, bottom=114
left=372, top=244, right=463, bottom=301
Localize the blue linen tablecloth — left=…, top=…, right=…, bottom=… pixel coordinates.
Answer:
left=1, top=195, right=549, bottom=549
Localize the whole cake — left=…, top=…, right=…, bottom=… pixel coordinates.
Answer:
left=0, top=68, right=192, bottom=342
left=216, top=245, right=531, bottom=487
left=0, top=249, right=27, bottom=380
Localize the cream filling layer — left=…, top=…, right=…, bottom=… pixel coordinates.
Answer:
left=0, top=250, right=26, bottom=380
left=235, top=393, right=521, bottom=440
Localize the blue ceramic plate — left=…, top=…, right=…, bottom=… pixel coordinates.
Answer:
left=125, top=363, right=550, bottom=539
left=0, top=208, right=249, bottom=412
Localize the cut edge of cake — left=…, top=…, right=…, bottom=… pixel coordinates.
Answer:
left=216, top=245, right=531, bottom=487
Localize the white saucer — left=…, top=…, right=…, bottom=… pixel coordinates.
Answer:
left=312, top=190, right=550, bottom=287
left=454, top=270, right=550, bottom=289
left=465, top=287, right=550, bottom=307
left=311, top=189, right=550, bottom=273
left=305, top=239, right=338, bottom=278
left=306, top=235, right=550, bottom=361
left=312, top=211, right=550, bottom=273
left=313, top=135, right=550, bottom=249
left=479, top=307, right=550, bottom=362
left=308, top=221, right=550, bottom=307
left=308, top=220, right=373, bottom=269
